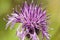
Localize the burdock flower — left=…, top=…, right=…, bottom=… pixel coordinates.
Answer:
left=6, top=1, right=50, bottom=40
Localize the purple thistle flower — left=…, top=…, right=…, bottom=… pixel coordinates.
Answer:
left=6, top=1, right=50, bottom=40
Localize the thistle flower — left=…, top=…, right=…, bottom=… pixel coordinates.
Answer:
left=6, top=1, right=50, bottom=40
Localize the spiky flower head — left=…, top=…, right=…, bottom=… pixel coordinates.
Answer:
left=6, top=1, right=50, bottom=40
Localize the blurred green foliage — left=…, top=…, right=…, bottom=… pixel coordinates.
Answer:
left=0, top=0, right=60, bottom=40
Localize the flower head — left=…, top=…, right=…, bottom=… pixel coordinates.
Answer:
left=6, top=1, right=50, bottom=40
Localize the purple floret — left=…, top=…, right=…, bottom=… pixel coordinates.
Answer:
left=6, top=1, right=50, bottom=40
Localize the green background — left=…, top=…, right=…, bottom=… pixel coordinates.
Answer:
left=0, top=0, right=60, bottom=40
